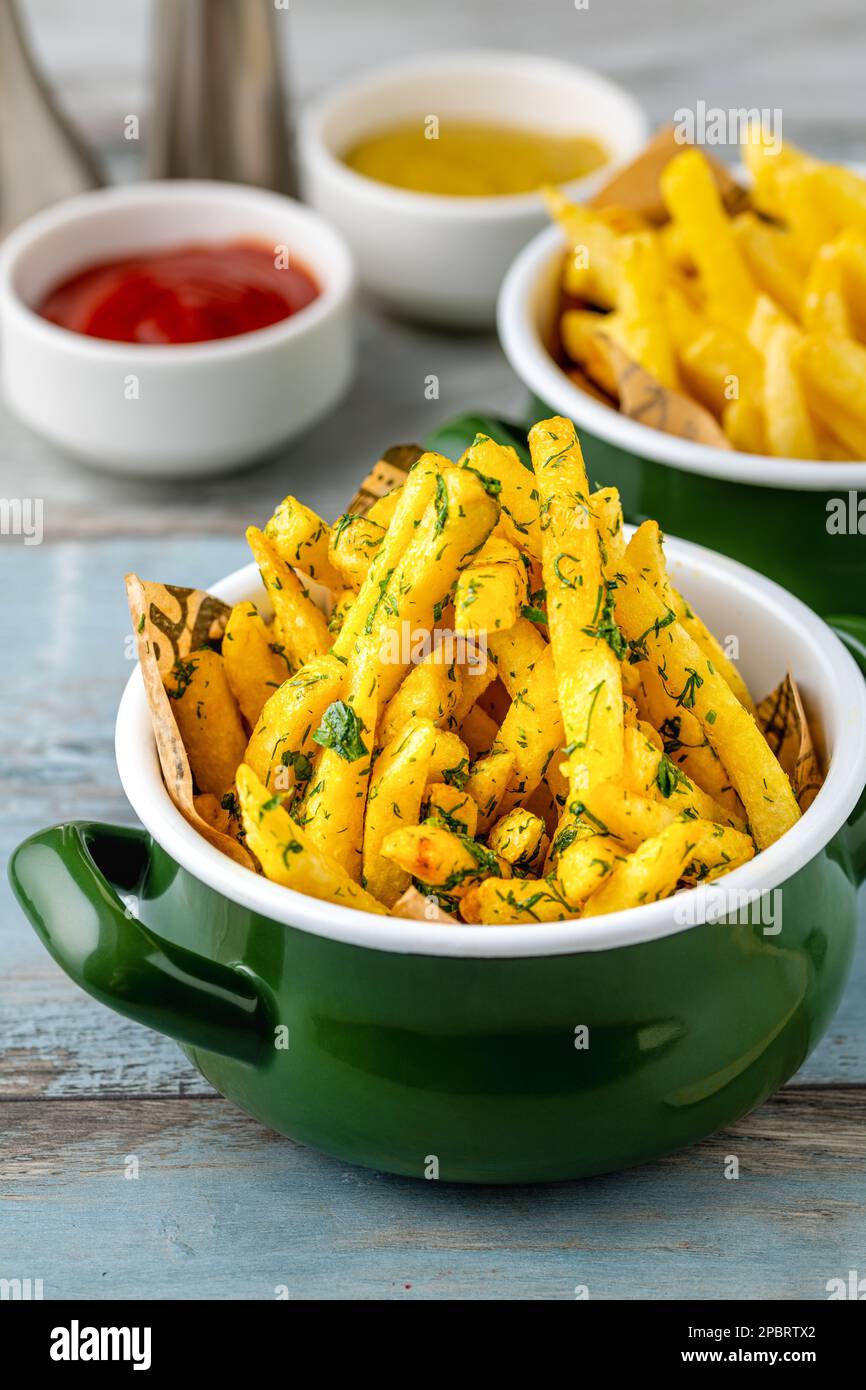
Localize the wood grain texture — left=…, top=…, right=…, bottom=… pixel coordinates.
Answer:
left=0, top=1090, right=863, bottom=1300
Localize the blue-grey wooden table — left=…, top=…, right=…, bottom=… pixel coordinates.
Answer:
left=1, top=0, right=865, bottom=1301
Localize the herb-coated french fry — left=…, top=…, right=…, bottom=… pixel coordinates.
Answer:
left=300, top=677, right=377, bottom=880
left=583, top=818, right=755, bottom=916
left=236, top=763, right=387, bottom=914
left=351, top=467, right=500, bottom=706
left=381, top=822, right=505, bottom=891
left=614, top=567, right=800, bottom=848
left=494, top=646, right=565, bottom=805
left=246, top=526, right=332, bottom=665
left=222, top=601, right=294, bottom=727
left=333, top=452, right=445, bottom=660
left=488, top=807, right=547, bottom=874
left=379, top=650, right=462, bottom=746
left=589, top=486, right=626, bottom=564
left=425, top=782, right=479, bottom=837
left=363, top=719, right=436, bottom=906
left=165, top=648, right=247, bottom=797
left=558, top=831, right=622, bottom=904
left=327, top=513, right=385, bottom=590
left=474, top=876, right=573, bottom=924
left=530, top=416, right=624, bottom=797
left=625, top=521, right=754, bottom=713
left=263, top=496, right=343, bottom=590
left=427, top=728, right=471, bottom=789
left=460, top=433, right=543, bottom=559
left=487, top=619, right=547, bottom=698
left=244, top=654, right=345, bottom=790
left=454, top=536, right=527, bottom=634
left=465, top=749, right=517, bottom=832
left=623, top=724, right=744, bottom=830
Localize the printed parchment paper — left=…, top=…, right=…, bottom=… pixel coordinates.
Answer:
left=126, top=574, right=255, bottom=868
left=756, top=672, right=823, bottom=811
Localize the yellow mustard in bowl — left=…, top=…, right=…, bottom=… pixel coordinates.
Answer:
left=342, top=119, right=608, bottom=197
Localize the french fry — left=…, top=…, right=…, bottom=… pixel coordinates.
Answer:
left=327, top=513, right=385, bottom=590
left=244, top=654, right=345, bottom=790
left=263, top=496, right=343, bottom=590
left=802, top=241, right=853, bottom=337
left=457, top=702, right=498, bottom=759
left=246, top=526, right=332, bottom=665
left=733, top=212, right=806, bottom=318
left=379, top=650, right=462, bottom=746
left=615, top=231, right=680, bottom=389
left=454, top=536, right=527, bottom=635
left=613, top=566, right=800, bottom=848
left=381, top=821, right=505, bottom=891
left=488, top=807, right=547, bottom=874
left=299, top=673, right=377, bottom=880
left=236, top=763, right=387, bottom=914
left=797, top=333, right=866, bottom=454
left=660, top=149, right=756, bottom=331
left=558, top=831, right=622, bottom=904
left=222, top=601, right=294, bottom=727
left=165, top=648, right=247, bottom=797
left=583, top=819, right=755, bottom=916
left=473, top=876, right=573, bottom=924
left=761, top=321, right=819, bottom=459
left=425, top=782, right=479, bottom=837
left=622, top=724, right=745, bottom=830
left=465, top=749, right=517, bottom=832
left=363, top=718, right=436, bottom=906
left=460, top=433, right=543, bottom=559
left=543, top=186, right=621, bottom=308
left=530, top=416, right=623, bottom=798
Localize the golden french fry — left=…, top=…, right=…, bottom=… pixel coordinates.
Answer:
left=613, top=566, right=800, bottom=848
left=425, top=782, right=479, bottom=837
left=165, top=648, right=247, bottom=797
left=264, top=495, right=343, bottom=590
left=543, top=186, right=621, bottom=308
left=454, top=536, right=528, bottom=635
left=488, top=807, right=547, bottom=874
left=328, top=513, right=385, bottom=590
left=530, top=416, right=623, bottom=798
left=244, top=654, right=345, bottom=790
left=583, top=819, right=755, bottom=916
left=558, top=830, right=622, bottom=903
left=222, top=601, right=294, bottom=727
left=363, top=718, right=436, bottom=905
left=299, top=678, right=377, bottom=880
left=236, top=763, right=387, bottom=914
left=379, top=650, right=462, bottom=746
left=246, top=526, right=332, bottom=665
left=473, top=876, right=573, bottom=924
left=465, top=749, right=517, bottom=832
left=733, top=211, right=806, bottom=317
left=460, top=433, right=542, bottom=559
left=660, top=149, right=756, bottom=331
left=615, top=231, right=680, bottom=388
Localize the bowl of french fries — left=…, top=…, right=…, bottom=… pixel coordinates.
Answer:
left=10, top=419, right=866, bottom=1182
left=498, top=128, right=866, bottom=618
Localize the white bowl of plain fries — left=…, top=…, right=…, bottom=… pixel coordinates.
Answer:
left=115, top=419, right=866, bottom=954
left=499, top=129, right=866, bottom=487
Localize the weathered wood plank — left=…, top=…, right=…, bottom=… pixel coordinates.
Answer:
left=0, top=1090, right=863, bottom=1300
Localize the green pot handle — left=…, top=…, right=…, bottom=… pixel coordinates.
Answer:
left=8, top=821, right=272, bottom=1065
left=826, top=616, right=866, bottom=886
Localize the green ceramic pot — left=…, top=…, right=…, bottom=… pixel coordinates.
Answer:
left=496, top=225, right=866, bottom=621
left=9, top=540, right=866, bottom=1184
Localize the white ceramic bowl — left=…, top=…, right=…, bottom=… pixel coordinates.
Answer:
left=498, top=223, right=866, bottom=490
left=115, top=532, right=866, bottom=958
left=0, top=182, right=356, bottom=478
left=300, top=51, right=648, bottom=328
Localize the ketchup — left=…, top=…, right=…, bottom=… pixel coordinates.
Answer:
left=37, top=241, right=320, bottom=345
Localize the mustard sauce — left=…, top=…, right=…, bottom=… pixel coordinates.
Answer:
left=342, top=119, right=608, bottom=197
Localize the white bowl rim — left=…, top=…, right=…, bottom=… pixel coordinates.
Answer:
left=498, top=222, right=866, bottom=491
left=115, top=533, right=866, bottom=960
left=0, top=180, right=356, bottom=364
left=300, top=49, right=650, bottom=221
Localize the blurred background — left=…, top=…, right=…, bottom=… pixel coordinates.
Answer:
left=22, top=0, right=866, bottom=166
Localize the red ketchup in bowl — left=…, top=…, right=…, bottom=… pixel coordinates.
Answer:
left=37, top=240, right=320, bottom=345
